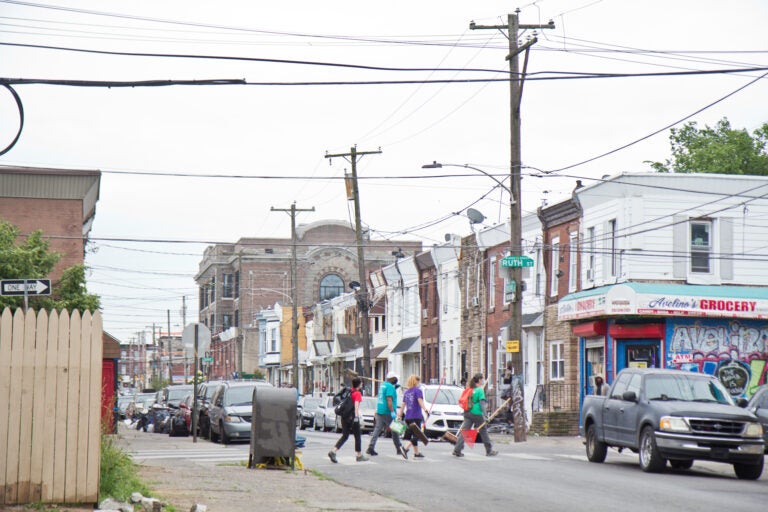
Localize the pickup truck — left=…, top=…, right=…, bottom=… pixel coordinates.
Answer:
left=580, top=368, right=765, bottom=479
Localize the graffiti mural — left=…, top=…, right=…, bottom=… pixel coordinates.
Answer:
left=666, top=319, right=768, bottom=398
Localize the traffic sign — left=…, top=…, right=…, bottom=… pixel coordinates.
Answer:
left=202, top=357, right=214, bottom=363
left=182, top=322, right=212, bottom=356
left=0, top=279, right=51, bottom=296
left=500, top=255, right=534, bottom=268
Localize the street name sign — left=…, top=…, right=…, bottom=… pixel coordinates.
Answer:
left=500, top=255, right=534, bottom=268
left=0, top=279, right=51, bottom=296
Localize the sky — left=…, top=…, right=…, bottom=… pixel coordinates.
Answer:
left=0, top=0, right=766, bottom=342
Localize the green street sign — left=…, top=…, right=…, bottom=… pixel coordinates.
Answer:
left=501, top=255, right=534, bottom=268
left=202, top=357, right=214, bottom=363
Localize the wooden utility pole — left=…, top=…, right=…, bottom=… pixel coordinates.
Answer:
left=271, top=202, right=315, bottom=391
left=471, top=12, right=554, bottom=442
left=325, top=145, right=382, bottom=382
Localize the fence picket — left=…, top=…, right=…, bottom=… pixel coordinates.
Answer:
left=52, top=310, right=70, bottom=503
left=5, top=310, right=26, bottom=504
left=85, top=311, right=102, bottom=501
left=0, top=308, right=13, bottom=505
left=16, top=310, right=37, bottom=503
left=75, top=311, right=91, bottom=499
left=63, top=310, right=81, bottom=503
left=30, top=310, right=49, bottom=502
left=41, top=310, right=59, bottom=503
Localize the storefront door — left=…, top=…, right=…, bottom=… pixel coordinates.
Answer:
left=616, top=340, right=661, bottom=371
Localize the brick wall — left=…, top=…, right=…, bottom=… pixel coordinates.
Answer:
left=0, top=197, right=85, bottom=280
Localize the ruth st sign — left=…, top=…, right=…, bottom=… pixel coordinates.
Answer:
left=0, top=279, right=51, bottom=296
left=501, top=255, right=534, bottom=268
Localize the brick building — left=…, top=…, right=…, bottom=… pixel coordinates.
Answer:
left=195, top=219, right=421, bottom=384
left=0, top=166, right=100, bottom=280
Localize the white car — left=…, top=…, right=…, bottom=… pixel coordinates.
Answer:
left=313, top=395, right=338, bottom=432
left=421, top=385, right=464, bottom=439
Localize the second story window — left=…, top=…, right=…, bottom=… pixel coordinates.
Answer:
left=568, top=231, right=578, bottom=292
left=488, top=257, right=496, bottom=309
left=222, top=273, right=234, bottom=298
left=550, top=236, right=560, bottom=297
left=586, top=227, right=595, bottom=282
left=320, top=274, right=344, bottom=301
left=608, top=219, right=618, bottom=277
left=690, top=219, right=712, bottom=273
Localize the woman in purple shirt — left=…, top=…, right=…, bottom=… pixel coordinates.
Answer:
left=399, top=374, right=429, bottom=458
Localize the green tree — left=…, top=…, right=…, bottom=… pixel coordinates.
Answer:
left=649, top=118, right=768, bottom=175
left=0, top=220, right=101, bottom=312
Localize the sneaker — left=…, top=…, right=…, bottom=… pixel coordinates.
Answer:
left=356, top=454, right=369, bottom=462
left=328, top=450, right=337, bottom=463
left=452, top=451, right=464, bottom=457
left=398, top=446, right=408, bottom=459
left=414, top=453, right=425, bottom=459
left=366, top=448, right=378, bottom=456
left=486, top=450, right=498, bottom=457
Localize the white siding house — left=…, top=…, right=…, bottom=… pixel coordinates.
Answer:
left=432, top=236, right=462, bottom=386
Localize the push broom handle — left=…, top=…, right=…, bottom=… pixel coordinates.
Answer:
left=475, top=398, right=511, bottom=431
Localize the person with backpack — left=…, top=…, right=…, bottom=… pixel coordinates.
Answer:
left=452, top=373, right=498, bottom=458
left=328, top=377, right=368, bottom=463
left=366, top=371, right=408, bottom=459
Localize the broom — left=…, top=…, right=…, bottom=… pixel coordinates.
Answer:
left=443, top=398, right=511, bottom=446
left=343, top=367, right=385, bottom=384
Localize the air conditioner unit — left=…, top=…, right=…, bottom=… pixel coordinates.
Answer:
left=422, top=308, right=428, bottom=319
left=586, top=269, right=594, bottom=281
left=471, top=296, right=480, bottom=307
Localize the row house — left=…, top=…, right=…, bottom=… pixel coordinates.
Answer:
left=547, top=172, right=768, bottom=434
left=433, top=236, right=462, bottom=387
left=416, top=251, right=440, bottom=384
left=383, top=253, right=421, bottom=381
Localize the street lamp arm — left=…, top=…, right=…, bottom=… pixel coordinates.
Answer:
left=422, top=161, right=511, bottom=194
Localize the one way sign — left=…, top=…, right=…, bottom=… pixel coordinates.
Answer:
left=0, top=279, right=52, bottom=296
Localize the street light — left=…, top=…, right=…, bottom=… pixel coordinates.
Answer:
left=422, top=161, right=513, bottom=197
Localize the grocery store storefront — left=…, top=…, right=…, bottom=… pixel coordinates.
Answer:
left=559, top=283, right=768, bottom=402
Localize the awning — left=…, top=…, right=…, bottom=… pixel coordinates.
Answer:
left=558, top=282, right=768, bottom=321
left=369, top=345, right=387, bottom=360
left=313, top=340, right=333, bottom=357
left=337, top=334, right=365, bottom=353
left=390, top=336, right=420, bottom=354
left=523, top=313, right=543, bottom=327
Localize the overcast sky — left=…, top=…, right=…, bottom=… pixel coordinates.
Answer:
left=1, top=0, right=766, bottom=342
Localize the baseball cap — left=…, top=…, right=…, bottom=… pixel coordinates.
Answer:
left=386, top=371, right=399, bottom=381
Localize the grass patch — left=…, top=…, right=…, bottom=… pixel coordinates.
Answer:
left=99, top=434, right=151, bottom=502
left=308, top=469, right=331, bottom=481
left=216, top=460, right=248, bottom=467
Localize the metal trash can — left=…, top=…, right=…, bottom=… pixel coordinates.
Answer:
left=248, top=386, right=297, bottom=469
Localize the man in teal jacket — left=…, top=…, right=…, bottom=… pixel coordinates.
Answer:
left=366, top=372, right=408, bottom=459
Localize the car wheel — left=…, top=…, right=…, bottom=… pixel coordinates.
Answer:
left=210, top=423, right=219, bottom=443
left=220, top=422, right=230, bottom=445
left=733, top=457, right=764, bottom=480
left=639, top=426, right=666, bottom=473
left=585, top=424, right=607, bottom=463
left=323, top=417, right=332, bottom=432
left=669, top=459, right=693, bottom=470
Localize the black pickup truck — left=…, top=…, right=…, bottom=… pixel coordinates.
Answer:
left=580, top=368, right=765, bottom=479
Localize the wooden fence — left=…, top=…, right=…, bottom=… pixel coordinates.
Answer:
left=0, top=308, right=103, bottom=506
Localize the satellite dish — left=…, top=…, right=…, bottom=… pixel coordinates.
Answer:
left=466, top=208, right=486, bottom=225
left=444, top=233, right=451, bottom=242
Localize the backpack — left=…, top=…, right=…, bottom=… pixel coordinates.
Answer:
left=458, top=387, right=474, bottom=411
left=333, top=388, right=354, bottom=418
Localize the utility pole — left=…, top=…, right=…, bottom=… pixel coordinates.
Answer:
left=471, top=12, right=554, bottom=442
left=167, top=309, right=173, bottom=383
left=271, top=202, right=315, bottom=391
left=325, top=145, right=382, bottom=382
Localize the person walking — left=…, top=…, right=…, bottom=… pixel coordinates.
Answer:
left=328, top=377, right=368, bottom=463
left=452, top=373, right=498, bottom=457
left=366, top=371, right=408, bottom=459
left=400, top=374, right=429, bottom=458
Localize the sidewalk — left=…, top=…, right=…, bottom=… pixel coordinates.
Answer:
left=116, top=424, right=416, bottom=512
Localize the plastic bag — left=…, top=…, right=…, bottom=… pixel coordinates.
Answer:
left=390, top=419, right=407, bottom=436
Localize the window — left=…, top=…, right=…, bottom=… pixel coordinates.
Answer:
left=210, top=276, right=216, bottom=302
left=690, top=219, right=712, bottom=273
left=234, top=271, right=240, bottom=299
left=535, top=246, right=543, bottom=296
left=488, top=257, right=496, bottom=309
left=587, top=227, right=595, bottom=281
left=608, top=219, right=618, bottom=277
left=270, top=327, right=278, bottom=352
left=222, top=314, right=232, bottom=330
left=550, top=236, right=560, bottom=297
left=550, top=341, right=564, bottom=380
left=222, top=273, right=234, bottom=298
left=319, top=274, right=344, bottom=301
left=568, top=231, right=578, bottom=292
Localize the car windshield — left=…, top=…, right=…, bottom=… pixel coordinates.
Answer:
left=361, top=397, right=378, bottom=409
left=303, top=398, right=321, bottom=409
left=225, top=386, right=257, bottom=406
left=423, top=387, right=461, bottom=405
left=136, top=394, right=155, bottom=405
left=168, top=388, right=191, bottom=400
left=645, top=374, right=734, bottom=405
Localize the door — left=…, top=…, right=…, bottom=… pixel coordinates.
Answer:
left=602, top=372, right=630, bottom=444
left=616, top=340, right=660, bottom=371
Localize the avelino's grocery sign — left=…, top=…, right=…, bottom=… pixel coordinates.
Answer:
left=558, top=284, right=768, bottom=321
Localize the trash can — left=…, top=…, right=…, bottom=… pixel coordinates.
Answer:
left=248, top=386, right=297, bottom=469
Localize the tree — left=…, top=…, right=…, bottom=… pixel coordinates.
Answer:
left=0, top=220, right=101, bottom=312
left=649, top=118, right=768, bottom=175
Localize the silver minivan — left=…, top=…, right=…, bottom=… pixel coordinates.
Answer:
left=208, top=380, right=272, bottom=444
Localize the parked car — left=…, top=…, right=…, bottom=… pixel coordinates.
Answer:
left=117, top=395, right=134, bottom=419
left=313, top=395, right=337, bottom=432
left=297, top=396, right=322, bottom=430
left=127, top=392, right=156, bottom=421
left=747, top=384, right=768, bottom=452
left=421, top=385, right=464, bottom=439
left=160, top=384, right=194, bottom=409
left=208, top=380, right=272, bottom=444
left=197, top=380, right=226, bottom=438
left=358, top=396, right=378, bottom=433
